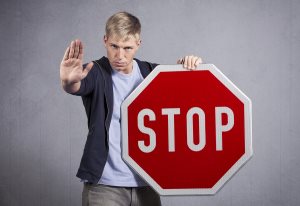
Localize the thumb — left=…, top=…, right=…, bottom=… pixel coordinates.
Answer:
left=82, top=62, right=94, bottom=79
left=177, top=58, right=183, bottom=64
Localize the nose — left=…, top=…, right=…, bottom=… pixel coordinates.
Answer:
left=116, top=48, right=124, bottom=59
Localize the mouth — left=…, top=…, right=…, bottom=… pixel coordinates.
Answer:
left=114, top=62, right=126, bottom=67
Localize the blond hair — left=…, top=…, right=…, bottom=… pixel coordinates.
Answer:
left=105, top=11, right=141, bottom=40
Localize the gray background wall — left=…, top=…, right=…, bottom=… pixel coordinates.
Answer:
left=1, top=0, right=299, bottom=205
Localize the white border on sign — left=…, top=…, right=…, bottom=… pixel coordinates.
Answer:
left=121, top=64, right=253, bottom=196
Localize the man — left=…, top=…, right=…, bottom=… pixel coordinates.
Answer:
left=60, top=11, right=202, bottom=206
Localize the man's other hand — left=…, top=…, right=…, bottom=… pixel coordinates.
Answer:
left=177, top=55, right=203, bottom=70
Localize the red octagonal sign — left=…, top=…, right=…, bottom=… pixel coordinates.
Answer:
left=121, top=64, right=252, bottom=195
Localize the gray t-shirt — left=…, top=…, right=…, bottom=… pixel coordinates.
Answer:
left=99, top=60, right=146, bottom=187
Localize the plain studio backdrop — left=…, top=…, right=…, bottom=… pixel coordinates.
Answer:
left=1, top=0, right=299, bottom=205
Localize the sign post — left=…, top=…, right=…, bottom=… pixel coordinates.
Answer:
left=121, top=64, right=252, bottom=195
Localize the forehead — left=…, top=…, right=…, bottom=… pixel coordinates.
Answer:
left=107, top=34, right=140, bottom=46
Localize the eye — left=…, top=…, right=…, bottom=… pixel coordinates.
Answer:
left=111, top=44, right=118, bottom=49
left=124, top=47, right=133, bottom=51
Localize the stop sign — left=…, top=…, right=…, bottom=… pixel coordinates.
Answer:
left=121, top=64, right=252, bottom=195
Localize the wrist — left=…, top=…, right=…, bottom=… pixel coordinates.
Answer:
left=61, top=80, right=81, bottom=93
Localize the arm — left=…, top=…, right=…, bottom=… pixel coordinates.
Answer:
left=60, top=39, right=93, bottom=94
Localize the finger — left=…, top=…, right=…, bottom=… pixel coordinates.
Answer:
left=191, top=56, right=199, bottom=69
left=62, top=46, right=70, bottom=61
left=82, top=62, right=94, bottom=79
left=194, top=57, right=203, bottom=67
left=74, top=39, right=80, bottom=59
left=68, top=41, right=75, bottom=59
left=183, top=56, right=189, bottom=68
left=187, top=55, right=194, bottom=69
left=189, top=56, right=196, bottom=69
left=78, top=41, right=84, bottom=60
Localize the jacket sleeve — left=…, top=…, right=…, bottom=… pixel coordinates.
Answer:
left=71, top=63, right=98, bottom=96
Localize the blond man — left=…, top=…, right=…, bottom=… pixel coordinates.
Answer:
left=60, top=11, right=202, bottom=206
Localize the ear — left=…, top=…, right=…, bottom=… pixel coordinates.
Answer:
left=103, top=35, right=108, bottom=47
left=136, top=39, right=141, bottom=49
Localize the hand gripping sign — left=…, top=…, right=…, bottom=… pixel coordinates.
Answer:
left=121, top=64, right=252, bottom=195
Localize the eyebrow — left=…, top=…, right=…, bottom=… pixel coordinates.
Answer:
left=110, top=43, right=133, bottom=49
left=110, top=43, right=119, bottom=48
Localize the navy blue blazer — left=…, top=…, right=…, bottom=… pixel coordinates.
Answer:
left=72, top=56, right=158, bottom=183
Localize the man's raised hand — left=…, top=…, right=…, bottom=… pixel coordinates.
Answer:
left=60, top=39, right=93, bottom=93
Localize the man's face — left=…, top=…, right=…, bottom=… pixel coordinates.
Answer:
left=104, top=34, right=141, bottom=74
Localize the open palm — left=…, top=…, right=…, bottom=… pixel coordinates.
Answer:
left=60, top=39, right=93, bottom=84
